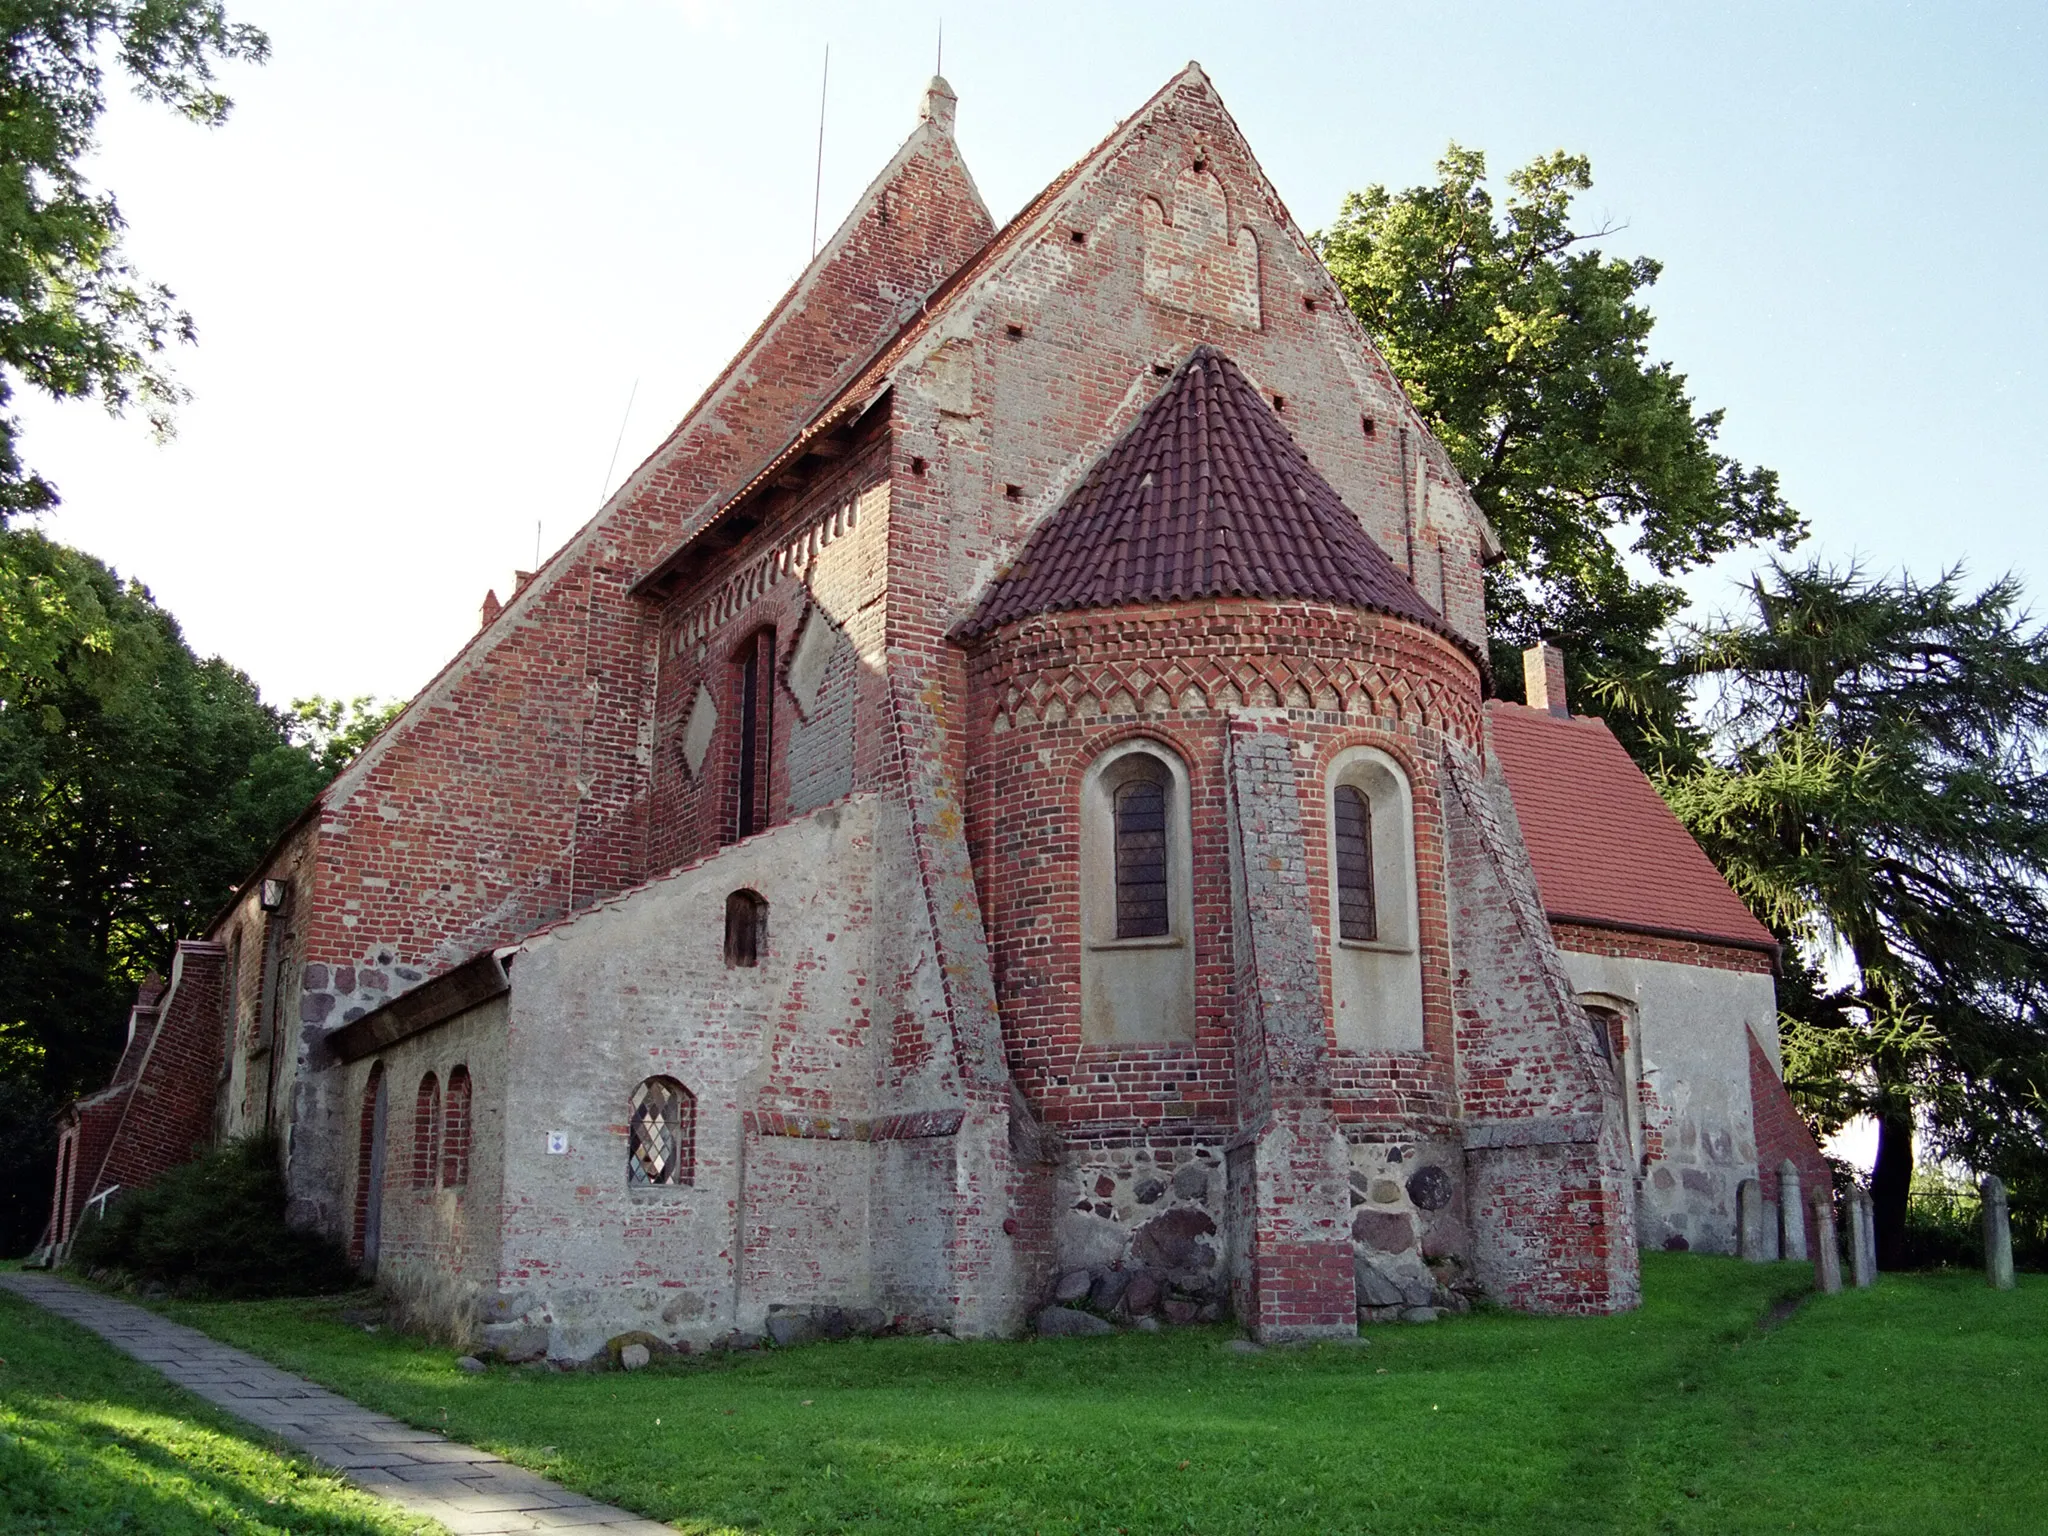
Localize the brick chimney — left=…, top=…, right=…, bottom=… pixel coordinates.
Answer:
left=1523, top=641, right=1569, bottom=717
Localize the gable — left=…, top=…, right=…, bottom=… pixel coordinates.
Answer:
left=875, top=63, right=1496, bottom=655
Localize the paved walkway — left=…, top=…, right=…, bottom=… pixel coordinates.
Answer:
left=1, top=1272, right=674, bottom=1535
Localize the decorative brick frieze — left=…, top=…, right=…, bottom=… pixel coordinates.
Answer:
left=969, top=600, right=1484, bottom=750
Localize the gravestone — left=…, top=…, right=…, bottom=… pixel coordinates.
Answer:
left=1778, top=1159, right=1808, bottom=1261
left=1760, top=1197, right=1782, bottom=1260
left=1737, top=1178, right=1769, bottom=1262
left=1847, top=1188, right=1877, bottom=1288
left=1983, top=1175, right=2016, bottom=1291
left=1811, top=1190, right=1843, bottom=1294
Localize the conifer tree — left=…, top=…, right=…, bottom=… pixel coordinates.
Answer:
left=1648, top=563, right=2048, bottom=1265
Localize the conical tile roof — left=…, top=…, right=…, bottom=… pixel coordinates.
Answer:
left=960, top=348, right=1462, bottom=649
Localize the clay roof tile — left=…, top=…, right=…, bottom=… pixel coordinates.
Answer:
left=960, top=347, right=1467, bottom=650
left=1487, top=701, right=1778, bottom=954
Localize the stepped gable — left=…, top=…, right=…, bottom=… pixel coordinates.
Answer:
left=1487, top=701, right=1778, bottom=953
left=959, top=346, right=1465, bottom=648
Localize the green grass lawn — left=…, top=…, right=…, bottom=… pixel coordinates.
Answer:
left=0, top=1286, right=434, bottom=1536
left=139, top=1254, right=2044, bottom=1536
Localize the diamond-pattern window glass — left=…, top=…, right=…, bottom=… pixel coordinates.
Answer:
left=628, top=1076, right=695, bottom=1186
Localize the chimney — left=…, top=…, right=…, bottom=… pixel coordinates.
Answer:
left=479, top=589, right=502, bottom=631
left=919, top=75, right=957, bottom=136
left=1523, top=642, right=1569, bottom=717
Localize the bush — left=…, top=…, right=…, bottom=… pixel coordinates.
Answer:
left=67, top=1134, right=354, bottom=1297
left=1899, top=1173, right=2048, bottom=1273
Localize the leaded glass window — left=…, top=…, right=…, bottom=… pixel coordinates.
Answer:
left=628, top=1076, right=695, bottom=1186
left=1113, top=774, right=1170, bottom=938
left=1333, top=784, right=1378, bottom=942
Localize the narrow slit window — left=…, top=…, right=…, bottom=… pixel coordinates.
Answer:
left=412, top=1072, right=441, bottom=1189
left=1333, top=784, right=1378, bottom=942
left=1113, top=775, right=1170, bottom=939
left=441, top=1066, right=472, bottom=1187
left=628, top=1076, right=696, bottom=1187
left=733, top=629, right=775, bottom=838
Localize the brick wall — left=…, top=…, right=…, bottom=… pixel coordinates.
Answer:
left=92, top=943, right=227, bottom=1205
left=1443, top=752, right=1640, bottom=1313
left=301, top=114, right=989, bottom=987
left=341, top=1000, right=509, bottom=1335
left=647, top=439, right=891, bottom=871
left=966, top=601, right=1482, bottom=1136
left=1550, top=922, right=1775, bottom=976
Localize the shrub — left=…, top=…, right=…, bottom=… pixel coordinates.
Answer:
left=67, top=1134, right=354, bottom=1297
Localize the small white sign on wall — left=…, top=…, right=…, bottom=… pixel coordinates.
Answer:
left=545, top=1131, right=568, bottom=1155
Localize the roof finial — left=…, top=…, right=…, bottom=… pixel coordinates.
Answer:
left=920, top=72, right=957, bottom=136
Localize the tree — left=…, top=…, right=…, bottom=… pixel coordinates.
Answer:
left=0, top=530, right=392, bottom=1254
left=1318, top=146, right=1805, bottom=751
left=1648, top=562, right=2048, bottom=1266
left=0, top=1, right=268, bottom=519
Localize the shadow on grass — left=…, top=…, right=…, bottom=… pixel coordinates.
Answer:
left=0, top=1290, right=422, bottom=1536
left=150, top=1256, right=2048, bottom=1536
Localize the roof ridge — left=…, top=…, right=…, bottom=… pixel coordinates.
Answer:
left=632, top=65, right=1217, bottom=593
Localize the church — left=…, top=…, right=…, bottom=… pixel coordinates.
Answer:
left=42, top=65, right=1827, bottom=1354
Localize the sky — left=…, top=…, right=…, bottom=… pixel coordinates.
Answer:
left=17, top=0, right=2047, bottom=709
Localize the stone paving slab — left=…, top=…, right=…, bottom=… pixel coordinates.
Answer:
left=1, top=1272, right=673, bottom=1536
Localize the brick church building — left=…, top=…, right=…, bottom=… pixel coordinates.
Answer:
left=42, top=65, right=1826, bottom=1351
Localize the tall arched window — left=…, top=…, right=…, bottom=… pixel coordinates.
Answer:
left=1332, top=784, right=1377, bottom=942
left=732, top=628, right=776, bottom=839
left=441, top=1065, right=472, bottom=1188
left=724, top=889, right=768, bottom=967
left=1079, top=741, right=1196, bottom=1044
left=628, top=1076, right=696, bottom=1186
left=1325, top=747, right=1424, bottom=1053
left=413, top=1072, right=441, bottom=1189
left=1112, top=772, right=1170, bottom=939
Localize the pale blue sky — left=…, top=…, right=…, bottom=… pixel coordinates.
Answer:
left=19, top=0, right=2044, bottom=704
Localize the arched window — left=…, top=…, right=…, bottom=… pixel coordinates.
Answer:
left=1583, top=1003, right=1624, bottom=1063
left=732, top=628, right=776, bottom=839
left=1325, top=747, right=1424, bottom=1053
left=1079, top=741, right=1196, bottom=1044
left=1579, top=993, right=1643, bottom=1166
left=1112, top=773, right=1170, bottom=939
left=1332, top=784, right=1377, bottom=942
left=352, top=1063, right=388, bottom=1265
left=413, top=1072, right=441, bottom=1189
left=628, top=1076, right=696, bottom=1186
left=724, top=889, right=768, bottom=967
left=441, top=1066, right=472, bottom=1188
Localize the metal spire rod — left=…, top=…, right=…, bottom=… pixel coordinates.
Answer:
left=811, top=45, right=830, bottom=259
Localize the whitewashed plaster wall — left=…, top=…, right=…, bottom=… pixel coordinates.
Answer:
left=1559, top=948, right=1778, bottom=1255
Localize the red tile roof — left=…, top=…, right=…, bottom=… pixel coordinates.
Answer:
left=1487, top=701, right=1777, bottom=954
left=959, top=347, right=1466, bottom=651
